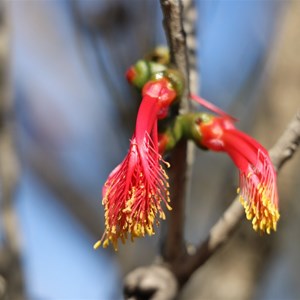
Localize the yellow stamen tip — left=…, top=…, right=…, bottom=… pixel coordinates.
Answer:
left=93, top=240, right=102, bottom=250
left=166, top=203, right=172, bottom=211
left=165, top=161, right=171, bottom=168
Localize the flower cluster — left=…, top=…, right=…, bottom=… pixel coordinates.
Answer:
left=95, top=50, right=280, bottom=251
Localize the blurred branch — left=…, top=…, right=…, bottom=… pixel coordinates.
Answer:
left=72, top=1, right=159, bottom=137
left=26, top=146, right=101, bottom=238
left=0, top=275, right=6, bottom=299
left=71, top=1, right=136, bottom=127
left=124, top=265, right=178, bottom=300
left=182, top=0, right=198, bottom=95
left=0, top=3, right=25, bottom=299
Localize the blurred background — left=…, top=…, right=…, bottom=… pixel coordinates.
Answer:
left=0, top=0, right=299, bottom=299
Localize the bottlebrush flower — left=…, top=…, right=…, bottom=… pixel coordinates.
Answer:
left=94, top=78, right=177, bottom=251
left=191, top=95, right=279, bottom=234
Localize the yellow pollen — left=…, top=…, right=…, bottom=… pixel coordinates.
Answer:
left=160, top=211, right=166, bottom=220
left=103, top=239, right=110, bottom=249
left=247, top=172, right=253, bottom=179
left=164, top=161, right=171, bottom=168
left=93, top=240, right=102, bottom=250
left=111, top=239, right=118, bottom=251
left=122, top=207, right=131, bottom=213
left=145, top=225, right=154, bottom=235
left=166, top=203, right=172, bottom=211
left=238, top=185, right=280, bottom=235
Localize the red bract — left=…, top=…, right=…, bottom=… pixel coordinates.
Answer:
left=94, top=78, right=176, bottom=250
left=195, top=97, right=279, bottom=234
left=142, top=77, right=177, bottom=119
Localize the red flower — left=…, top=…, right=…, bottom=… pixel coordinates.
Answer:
left=192, top=95, right=279, bottom=234
left=94, top=78, right=176, bottom=250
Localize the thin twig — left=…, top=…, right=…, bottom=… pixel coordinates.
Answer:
left=160, top=0, right=190, bottom=112
left=181, top=0, right=198, bottom=227
left=182, top=0, right=198, bottom=95
left=269, top=111, right=300, bottom=171
left=159, top=0, right=191, bottom=263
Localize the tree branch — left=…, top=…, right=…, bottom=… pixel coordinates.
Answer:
left=269, top=111, right=300, bottom=171
left=159, top=0, right=191, bottom=263
left=124, top=265, right=178, bottom=300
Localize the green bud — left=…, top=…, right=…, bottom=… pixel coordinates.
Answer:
left=160, top=113, right=215, bottom=153
left=145, top=46, right=170, bottom=65
left=163, top=69, right=184, bottom=96
left=159, top=113, right=208, bottom=153
left=130, top=60, right=167, bottom=89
